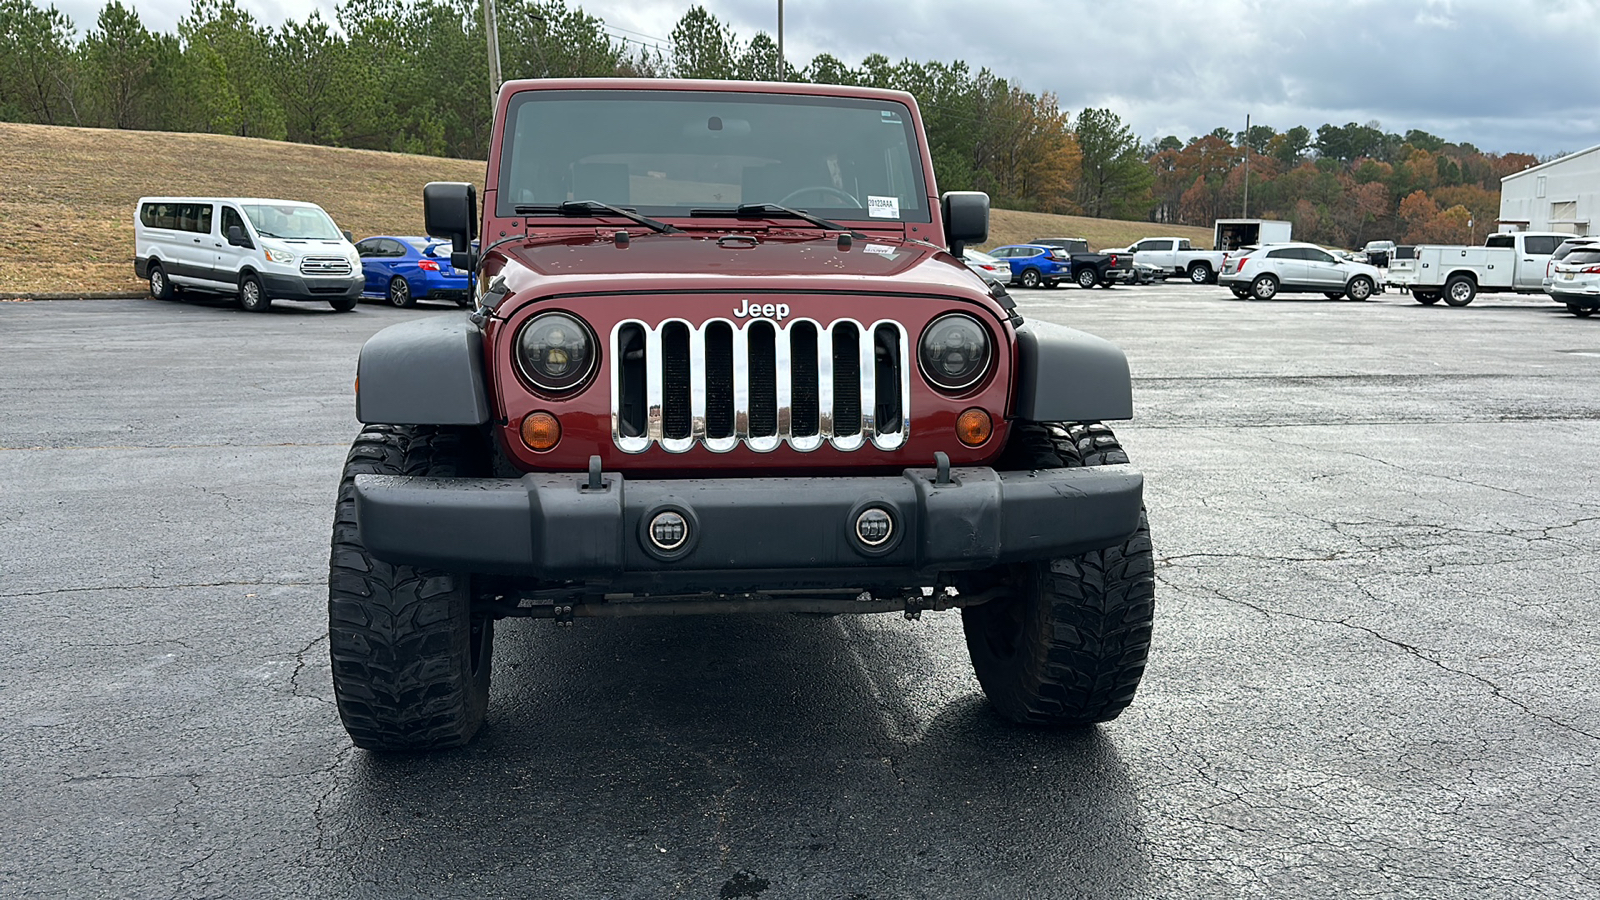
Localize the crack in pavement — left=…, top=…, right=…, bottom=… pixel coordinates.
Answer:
left=1197, top=583, right=1600, bottom=744
left=0, top=580, right=315, bottom=600
left=290, top=634, right=332, bottom=706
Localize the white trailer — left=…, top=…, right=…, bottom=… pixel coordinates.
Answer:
left=1407, top=232, right=1571, bottom=306
left=1213, top=219, right=1292, bottom=251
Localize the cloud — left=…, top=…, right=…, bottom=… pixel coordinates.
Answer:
left=47, top=0, right=1600, bottom=155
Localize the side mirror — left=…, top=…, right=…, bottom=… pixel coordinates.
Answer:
left=227, top=225, right=250, bottom=248
left=341, top=229, right=353, bottom=243
left=425, top=181, right=478, bottom=262
left=941, top=191, right=989, bottom=258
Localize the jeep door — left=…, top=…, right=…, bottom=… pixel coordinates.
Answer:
left=214, top=205, right=256, bottom=289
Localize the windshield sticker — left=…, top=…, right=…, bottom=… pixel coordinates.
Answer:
left=867, top=196, right=901, bottom=219
left=863, top=244, right=897, bottom=258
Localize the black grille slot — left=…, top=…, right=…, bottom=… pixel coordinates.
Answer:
left=617, top=323, right=646, bottom=438
left=832, top=323, right=861, bottom=436
left=748, top=321, right=777, bottom=437
left=662, top=322, right=691, bottom=439
left=789, top=322, right=819, bottom=437
left=873, top=324, right=902, bottom=434
left=706, top=322, right=734, bottom=438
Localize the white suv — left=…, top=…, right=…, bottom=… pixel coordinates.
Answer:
left=1217, top=241, right=1383, bottom=301
left=1548, top=244, right=1600, bottom=317
left=134, top=197, right=364, bottom=312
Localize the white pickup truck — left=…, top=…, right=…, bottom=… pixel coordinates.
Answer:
left=1112, top=237, right=1228, bottom=284
left=1408, top=232, right=1572, bottom=306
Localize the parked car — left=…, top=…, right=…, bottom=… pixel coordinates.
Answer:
left=988, top=243, right=1075, bottom=288
left=1547, top=244, right=1600, bottom=317
left=1111, top=261, right=1168, bottom=285
left=1217, top=241, right=1383, bottom=301
left=1407, top=232, right=1573, bottom=306
left=1107, top=237, right=1225, bottom=283
left=356, top=235, right=471, bottom=307
left=134, top=196, right=363, bottom=312
left=334, top=77, right=1152, bottom=751
left=1026, top=237, right=1134, bottom=286
left=1362, top=240, right=1397, bottom=267
left=961, top=248, right=1010, bottom=287
left=1542, top=237, right=1600, bottom=294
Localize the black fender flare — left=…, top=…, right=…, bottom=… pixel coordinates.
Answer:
left=356, top=316, right=491, bottom=426
left=1011, top=320, right=1133, bottom=422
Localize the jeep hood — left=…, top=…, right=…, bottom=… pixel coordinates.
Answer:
left=486, top=231, right=989, bottom=300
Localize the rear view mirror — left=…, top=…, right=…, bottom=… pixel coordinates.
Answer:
left=424, top=181, right=478, bottom=260
left=941, top=191, right=989, bottom=258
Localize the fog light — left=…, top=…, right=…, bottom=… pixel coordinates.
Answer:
left=855, top=508, right=894, bottom=547
left=521, top=412, right=561, bottom=451
left=648, top=511, right=689, bottom=551
left=956, top=408, right=993, bottom=447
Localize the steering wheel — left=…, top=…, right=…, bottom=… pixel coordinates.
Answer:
left=776, top=186, right=863, bottom=208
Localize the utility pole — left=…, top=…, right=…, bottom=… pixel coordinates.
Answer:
left=1242, top=113, right=1250, bottom=219
left=484, top=0, right=503, bottom=105
left=777, top=0, right=784, bottom=80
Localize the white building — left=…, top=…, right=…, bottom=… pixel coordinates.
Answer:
left=1499, top=143, right=1600, bottom=235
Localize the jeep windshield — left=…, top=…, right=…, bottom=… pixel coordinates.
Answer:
left=496, top=90, right=930, bottom=224
left=241, top=204, right=341, bottom=240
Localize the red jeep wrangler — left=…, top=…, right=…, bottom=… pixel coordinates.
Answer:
left=329, top=79, right=1153, bottom=751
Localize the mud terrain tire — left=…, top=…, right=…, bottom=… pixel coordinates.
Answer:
left=328, top=424, right=494, bottom=751
left=967, top=422, right=1155, bottom=726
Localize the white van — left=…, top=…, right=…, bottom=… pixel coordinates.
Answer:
left=133, top=197, right=364, bottom=312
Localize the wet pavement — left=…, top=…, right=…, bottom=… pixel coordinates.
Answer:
left=2, top=283, right=1597, bottom=898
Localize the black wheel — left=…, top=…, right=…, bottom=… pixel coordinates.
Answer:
left=1570, top=303, right=1595, bottom=318
left=966, top=422, right=1155, bottom=726
left=387, top=276, right=416, bottom=308
left=1249, top=273, right=1279, bottom=300
left=1187, top=263, right=1212, bottom=284
left=1076, top=267, right=1098, bottom=289
left=1019, top=268, right=1042, bottom=289
left=1324, top=291, right=1345, bottom=300
left=328, top=294, right=359, bottom=312
left=328, top=425, right=494, bottom=751
left=239, top=273, right=270, bottom=312
left=148, top=261, right=174, bottom=300
left=1444, top=275, right=1476, bottom=307
left=1346, top=276, right=1375, bottom=301
left=1229, top=286, right=1250, bottom=299
left=1413, top=290, right=1440, bottom=305
left=1044, top=279, right=1059, bottom=289
left=455, top=295, right=474, bottom=309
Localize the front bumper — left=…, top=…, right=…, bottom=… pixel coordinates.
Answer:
left=260, top=272, right=363, bottom=301
left=354, top=464, right=1144, bottom=587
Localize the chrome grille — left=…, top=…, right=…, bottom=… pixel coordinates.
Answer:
left=611, top=317, right=911, bottom=453
left=300, top=257, right=352, bottom=276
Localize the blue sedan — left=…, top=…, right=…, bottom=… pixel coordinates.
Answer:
left=987, top=244, right=1073, bottom=289
left=356, top=235, right=471, bottom=307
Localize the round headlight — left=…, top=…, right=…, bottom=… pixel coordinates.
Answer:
left=919, top=313, right=991, bottom=391
left=515, top=312, right=596, bottom=392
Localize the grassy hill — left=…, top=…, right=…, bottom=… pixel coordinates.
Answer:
left=0, top=123, right=485, bottom=295
left=0, top=123, right=1209, bottom=295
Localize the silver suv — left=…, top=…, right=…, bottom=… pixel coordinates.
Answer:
left=1217, top=241, right=1383, bottom=301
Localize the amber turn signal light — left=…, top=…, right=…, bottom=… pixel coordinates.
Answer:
left=956, top=408, right=992, bottom=447
left=521, top=412, right=561, bottom=451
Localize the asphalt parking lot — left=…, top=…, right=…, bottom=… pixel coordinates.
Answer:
left=3, top=282, right=1598, bottom=899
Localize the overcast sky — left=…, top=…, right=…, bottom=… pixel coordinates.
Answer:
left=66, top=0, right=1600, bottom=156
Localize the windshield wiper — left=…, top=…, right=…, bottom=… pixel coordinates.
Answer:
left=514, top=200, right=682, bottom=234
left=690, top=203, right=865, bottom=238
